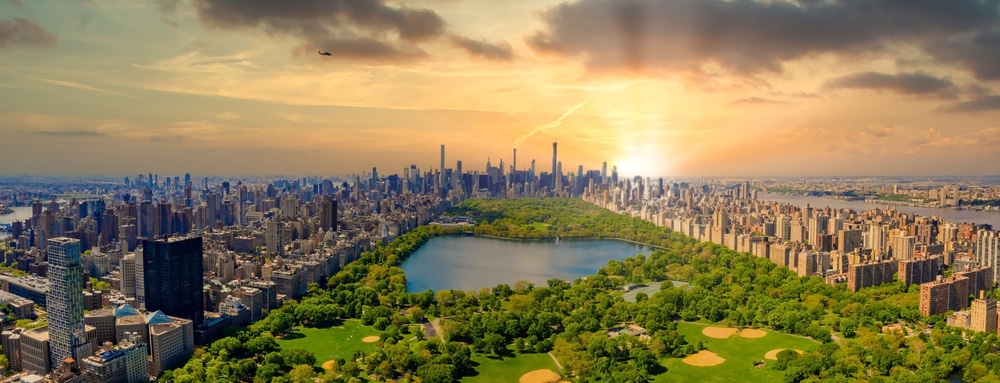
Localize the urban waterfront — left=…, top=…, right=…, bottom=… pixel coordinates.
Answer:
left=0, top=206, right=32, bottom=225
left=762, top=193, right=1000, bottom=228
left=401, top=235, right=651, bottom=292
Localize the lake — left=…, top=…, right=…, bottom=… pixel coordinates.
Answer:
left=401, top=236, right=652, bottom=292
left=762, top=193, right=1000, bottom=228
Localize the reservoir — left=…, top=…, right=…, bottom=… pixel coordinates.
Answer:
left=763, top=193, right=1000, bottom=228
left=402, top=236, right=652, bottom=292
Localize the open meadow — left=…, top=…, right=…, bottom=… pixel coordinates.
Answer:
left=276, top=319, right=383, bottom=367
left=654, top=322, right=820, bottom=383
left=462, top=352, right=564, bottom=383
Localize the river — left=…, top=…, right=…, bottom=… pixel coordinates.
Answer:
left=762, top=193, right=1000, bottom=227
left=401, top=236, right=652, bottom=292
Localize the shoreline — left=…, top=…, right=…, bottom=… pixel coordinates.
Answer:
left=465, top=233, right=669, bottom=250
left=764, top=192, right=1000, bottom=212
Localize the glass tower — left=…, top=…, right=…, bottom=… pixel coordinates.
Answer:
left=46, top=237, right=90, bottom=366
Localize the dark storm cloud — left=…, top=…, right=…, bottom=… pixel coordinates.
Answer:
left=0, top=18, right=57, bottom=48
left=826, top=72, right=958, bottom=98
left=33, top=130, right=105, bottom=137
left=925, top=30, right=1000, bottom=81
left=937, top=95, right=1000, bottom=113
left=528, top=0, right=1000, bottom=77
left=163, top=0, right=451, bottom=61
left=450, top=35, right=514, bottom=61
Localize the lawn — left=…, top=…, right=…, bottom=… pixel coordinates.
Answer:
left=276, top=319, right=383, bottom=366
left=462, top=352, right=562, bottom=383
left=621, top=281, right=692, bottom=303
left=653, top=322, right=820, bottom=383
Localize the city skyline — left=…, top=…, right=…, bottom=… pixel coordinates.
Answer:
left=2, top=1, right=1000, bottom=177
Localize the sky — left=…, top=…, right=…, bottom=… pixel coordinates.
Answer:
left=1, top=0, right=999, bottom=178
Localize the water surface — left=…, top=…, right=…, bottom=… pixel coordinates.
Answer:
left=402, top=236, right=651, bottom=292
left=763, top=193, right=1000, bottom=227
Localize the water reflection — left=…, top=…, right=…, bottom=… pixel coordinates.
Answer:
left=402, top=236, right=650, bottom=292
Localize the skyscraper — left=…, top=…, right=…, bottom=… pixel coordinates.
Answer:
left=320, top=196, right=337, bottom=232
left=552, top=142, right=558, bottom=190
left=266, top=221, right=286, bottom=256
left=975, top=230, right=1000, bottom=281
left=47, top=237, right=91, bottom=367
left=142, top=236, right=205, bottom=325
left=892, top=235, right=916, bottom=261
left=512, top=148, right=517, bottom=187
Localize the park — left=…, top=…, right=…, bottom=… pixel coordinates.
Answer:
left=275, top=319, right=386, bottom=369
left=655, top=322, right=819, bottom=383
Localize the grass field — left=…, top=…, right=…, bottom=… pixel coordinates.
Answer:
left=462, top=352, right=562, bottom=383
left=653, top=322, right=820, bottom=383
left=276, top=319, right=383, bottom=366
left=621, top=281, right=692, bottom=303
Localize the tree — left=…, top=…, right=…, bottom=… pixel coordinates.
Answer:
left=289, top=364, right=317, bottom=383
left=255, top=363, right=282, bottom=382
left=484, top=333, right=507, bottom=357
left=775, top=349, right=799, bottom=371
left=840, top=318, right=858, bottom=338
left=410, top=307, right=425, bottom=323
left=246, top=335, right=279, bottom=357
left=281, top=348, right=317, bottom=367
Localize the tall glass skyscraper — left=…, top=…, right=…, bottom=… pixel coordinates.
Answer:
left=142, top=236, right=205, bottom=325
left=46, top=237, right=91, bottom=366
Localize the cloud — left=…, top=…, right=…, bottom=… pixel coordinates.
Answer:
left=32, top=130, right=106, bottom=137
left=0, top=18, right=58, bottom=48
left=8, top=0, right=23, bottom=8
left=730, top=97, right=785, bottom=105
left=526, top=0, right=1000, bottom=78
left=154, top=0, right=181, bottom=27
left=865, top=125, right=892, bottom=138
left=449, top=35, right=514, bottom=61
left=168, top=0, right=447, bottom=62
left=30, top=77, right=134, bottom=98
left=937, top=95, right=1000, bottom=113
left=907, top=127, right=1000, bottom=154
left=291, top=38, right=427, bottom=63
left=825, top=72, right=958, bottom=99
left=926, top=30, right=1000, bottom=82
left=513, top=100, right=588, bottom=147
left=208, top=112, right=239, bottom=120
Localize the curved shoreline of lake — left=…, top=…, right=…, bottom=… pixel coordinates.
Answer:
left=473, top=233, right=669, bottom=250
left=401, top=236, right=652, bottom=292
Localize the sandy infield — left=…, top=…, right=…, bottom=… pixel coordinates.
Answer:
left=764, top=349, right=804, bottom=360
left=519, top=369, right=562, bottom=383
left=702, top=326, right=738, bottom=339
left=682, top=350, right=726, bottom=366
left=361, top=335, right=380, bottom=343
left=321, top=360, right=337, bottom=370
left=740, top=329, right=767, bottom=338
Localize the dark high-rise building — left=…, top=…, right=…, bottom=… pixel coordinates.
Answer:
left=142, top=236, right=204, bottom=325
left=320, top=196, right=337, bottom=232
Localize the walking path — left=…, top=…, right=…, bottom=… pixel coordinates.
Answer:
left=430, top=318, right=446, bottom=342
left=548, top=351, right=563, bottom=370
